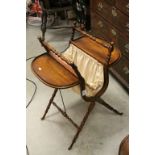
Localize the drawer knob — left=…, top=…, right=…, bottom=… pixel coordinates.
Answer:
left=97, top=2, right=103, bottom=11
left=97, top=20, right=103, bottom=28
left=111, top=29, right=117, bottom=36
left=126, top=3, right=129, bottom=9
left=123, top=66, right=129, bottom=74
left=125, top=44, right=129, bottom=53
left=112, top=7, right=117, bottom=17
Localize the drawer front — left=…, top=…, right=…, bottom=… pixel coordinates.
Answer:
left=112, top=56, right=129, bottom=84
left=91, top=12, right=129, bottom=58
left=92, top=0, right=129, bottom=36
left=116, top=0, right=129, bottom=15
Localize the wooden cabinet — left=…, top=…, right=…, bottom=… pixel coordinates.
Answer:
left=90, top=0, right=129, bottom=91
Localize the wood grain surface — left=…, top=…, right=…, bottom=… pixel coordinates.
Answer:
left=31, top=53, right=79, bottom=88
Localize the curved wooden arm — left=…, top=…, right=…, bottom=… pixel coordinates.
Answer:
left=71, top=63, right=109, bottom=102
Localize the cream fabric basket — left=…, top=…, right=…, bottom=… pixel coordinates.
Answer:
left=63, top=44, right=104, bottom=97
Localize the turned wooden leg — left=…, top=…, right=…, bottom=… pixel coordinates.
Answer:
left=41, top=11, right=47, bottom=41
left=97, top=98, right=123, bottom=115
left=68, top=101, right=96, bottom=150
left=41, top=88, right=58, bottom=120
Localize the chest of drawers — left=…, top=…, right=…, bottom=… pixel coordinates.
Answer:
left=90, top=0, right=129, bottom=91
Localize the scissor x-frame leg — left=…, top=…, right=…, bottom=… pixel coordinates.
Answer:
left=68, top=101, right=96, bottom=150
left=41, top=89, right=122, bottom=150
left=97, top=98, right=123, bottom=115
left=41, top=88, right=58, bottom=120
left=41, top=88, right=96, bottom=150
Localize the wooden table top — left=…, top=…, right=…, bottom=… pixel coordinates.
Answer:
left=72, top=36, right=121, bottom=66
left=31, top=53, right=79, bottom=88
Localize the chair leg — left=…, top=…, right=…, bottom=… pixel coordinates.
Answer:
left=41, top=11, right=47, bottom=41
left=68, top=101, right=96, bottom=150
left=41, top=88, right=58, bottom=120
left=97, top=98, right=123, bottom=115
